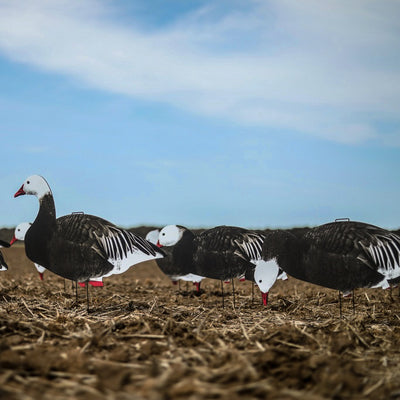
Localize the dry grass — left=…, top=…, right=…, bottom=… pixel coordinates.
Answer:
left=1, top=245, right=400, bottom=399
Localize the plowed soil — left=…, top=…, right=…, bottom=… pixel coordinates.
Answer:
left=1, top=244, right=400, bottom=400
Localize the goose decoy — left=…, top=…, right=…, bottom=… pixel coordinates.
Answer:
left=158, top=224, right=279, bottom=307
left=14, top=175, right=165, bottom=310
left=150, top=227, right=204, bottom=292
left=195, top=225, right=286, bottom=307
left=0, top=239, right=10, bottom=271
left=257, top=221, right=400, bottom=313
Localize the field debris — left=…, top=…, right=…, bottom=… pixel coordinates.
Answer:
left=1, top=246, right=400, bottom=399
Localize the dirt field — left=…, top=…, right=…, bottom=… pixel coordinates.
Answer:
left=1, top=244, right=400, bottom=400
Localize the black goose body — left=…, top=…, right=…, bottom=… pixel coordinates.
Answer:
left=262, top=221, right=400, bottom=293
left=155, top=227, right=204, bottom=291
left=159, top=229, right=196, bottom=277
left=31, top=214, right=117, bottom=282
left=153, top=245, right=175, bottom=277
left=15, top=175, right=164, bottom=283
left=193, top=225, right=265, bottom=281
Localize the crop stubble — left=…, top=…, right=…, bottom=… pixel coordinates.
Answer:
left=0, top=246, right=400, bottom=399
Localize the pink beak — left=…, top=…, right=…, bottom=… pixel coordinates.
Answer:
left=39, top=272, right=44, bottom=281
left=9, top=236, right=17, bottom=246
left=262, top=292, right=269, bottom=306
left=194, top=282, right=201, bottom=292
left=156, top=240, right=163, bottom=248
left=14, top=185, right=25, bottom=198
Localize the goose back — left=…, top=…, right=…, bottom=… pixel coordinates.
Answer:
left=193, top=226, right=264, bottom=281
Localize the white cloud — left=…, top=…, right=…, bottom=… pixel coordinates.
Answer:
left=0, top=0, right=399, bottom=145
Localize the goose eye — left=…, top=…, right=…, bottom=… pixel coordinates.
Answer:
left=27, top=181, right=30, bottom=184
left=259, top=279, right=262, bottom=283
left=162, top=233, right=165, bottom=236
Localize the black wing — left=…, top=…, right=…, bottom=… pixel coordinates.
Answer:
left=306, top=221, right=400, bottom=273
left=197, top=226, right=264, bottom=263
left=57, top=213, right=164, bottom=261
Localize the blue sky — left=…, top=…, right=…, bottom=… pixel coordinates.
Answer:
left=1, top=0, right=399, bottom=229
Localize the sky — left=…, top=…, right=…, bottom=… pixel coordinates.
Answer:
left=1, top=0, right=399, bottom=230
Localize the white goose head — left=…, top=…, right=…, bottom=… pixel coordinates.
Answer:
left=14, top=175, right=52, bottom=199
left=158, top=225, right=186, bottom=247
left=254, top=258, right=280, bottom=305
left=145, top=229, right=160, bottom=245
left=10, top=222, right=32, bottom=245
